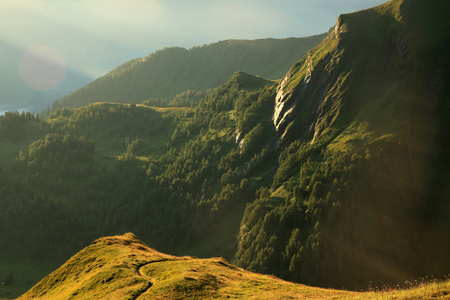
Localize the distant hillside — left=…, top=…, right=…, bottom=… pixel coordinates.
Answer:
left=52, top=35, right=327, bottom=109
left=18, top=233, right=450, bottom=300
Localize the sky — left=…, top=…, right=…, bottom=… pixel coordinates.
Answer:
left=0, top=0, right=387, bottom=92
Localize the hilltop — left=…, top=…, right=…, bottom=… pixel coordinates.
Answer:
left=17, top=233, right=450, bottom=300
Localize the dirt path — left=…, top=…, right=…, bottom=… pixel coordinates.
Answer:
left=131, top=259, right=169, bottom=300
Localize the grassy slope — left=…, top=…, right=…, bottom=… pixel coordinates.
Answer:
left=17, top=234, right=450, bottom=300
left=0, top=257, right=63, bottom=300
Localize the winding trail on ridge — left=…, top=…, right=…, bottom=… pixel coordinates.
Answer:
left=132, top=259, right=170, bottom=300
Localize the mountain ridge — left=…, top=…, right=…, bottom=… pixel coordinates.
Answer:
left=51, top=35, right=327, bottom=110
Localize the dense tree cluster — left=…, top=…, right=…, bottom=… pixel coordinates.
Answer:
left=48, top=103, right=165, bottom=140
left=233, top=139, right=426, bottom=288
left=0, top=111, right=38, bottom=141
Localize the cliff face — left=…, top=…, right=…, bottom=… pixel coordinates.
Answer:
left=273, top=24, right=337, bottom=143
left=271, top=0, right=444, bottom=146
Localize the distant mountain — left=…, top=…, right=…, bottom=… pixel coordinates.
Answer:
left=18, top=233, right=450, bottom=300
left=0, top=41, right=93, bottom=114
left=53, top=35, right=327, bottom=109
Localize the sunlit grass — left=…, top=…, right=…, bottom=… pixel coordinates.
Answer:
left=355, top=277, right=450, bottom=300
left=271, top=185, right=290, bottom=199
left=17, top=233, right=174, bottom=300
left=17, top=233, right=449, bottom=299
left=326, top=122, right=374, bottom=153
left=143, top=106, right=191, bottom=114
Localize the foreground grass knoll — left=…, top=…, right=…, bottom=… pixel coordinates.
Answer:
left=17, top=233, right=450, bottom=299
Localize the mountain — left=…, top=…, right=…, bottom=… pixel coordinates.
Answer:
left=17, top=233, right=450, bottom=300
left=234, top=0, right=450, bottom=288
left=0, top=0, right=449, bottom=298
left=52, top=35, right=327, bottom=109
left=273, top=0, right=449, bottom=144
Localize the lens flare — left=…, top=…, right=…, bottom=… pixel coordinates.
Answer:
left=18, top=45, right=66, bottom=91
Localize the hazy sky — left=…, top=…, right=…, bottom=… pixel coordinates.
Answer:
left=0, top=0, right=387, bottom=80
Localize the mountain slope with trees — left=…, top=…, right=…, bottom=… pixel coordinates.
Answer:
left=51, top=35, right=327, bottom=110
left=233, top=0, right=450, bottom=288
left=0, top=0, right=449, bottom=298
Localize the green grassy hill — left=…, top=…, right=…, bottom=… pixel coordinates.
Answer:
left=51, top=35, right=326, bottom=109
left=16, top=233, right=450, bottom=300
